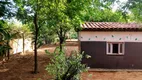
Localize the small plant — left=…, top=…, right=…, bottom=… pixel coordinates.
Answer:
left=45, top=47, right=90, bottom=80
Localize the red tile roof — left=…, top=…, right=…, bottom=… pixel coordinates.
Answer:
left=81, top=22, right=142, bottom=31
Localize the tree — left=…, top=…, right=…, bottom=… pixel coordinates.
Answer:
left=0, top=22, right=8, bottom=57
left=0, top=0, right=15, bottom=60
left=6, top=22, right=31, bottom=54
left=0, top=0, right=14, bottom=43
left=81, top=0, right=129, bottom=22
left=38, top=25, right=56, bottom=45
left=0, top=0, right=14, bottom=18
left=0, top=22, right=16, bottom=60
left=83, top=8, right=127, bottom=22
left=21, top=24, right=31, bottom=54
left=44, top=0, right=90, bottom=51
left=4, top=29, right=17, bottom=60
left=14, top=0, right=50, bottom=74
left=112, top=0, right=142, bottom=22
left=122, top=0, right=142, bottom=22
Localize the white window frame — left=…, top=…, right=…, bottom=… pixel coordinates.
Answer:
left=106, top=42, right=125, bottom=55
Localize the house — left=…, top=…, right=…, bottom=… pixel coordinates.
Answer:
left=79, top=22, right=142, bottom=69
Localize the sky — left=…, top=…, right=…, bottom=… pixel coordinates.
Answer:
left=112, top=0, right=128, bottom=12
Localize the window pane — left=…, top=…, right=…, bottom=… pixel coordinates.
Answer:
left=113, top=44, right=118, bottom=53
left=120, top=43, right=123, bottom=53
left=108, top=43, right=111, bottom=53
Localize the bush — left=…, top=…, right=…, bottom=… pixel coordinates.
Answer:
left=45, top=47, right=90, bottom=80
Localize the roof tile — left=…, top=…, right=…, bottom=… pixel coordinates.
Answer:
left=81, top=22, right=142, bottom=30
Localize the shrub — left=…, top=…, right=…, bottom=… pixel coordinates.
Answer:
left=45, top=47, right=90, bottom=80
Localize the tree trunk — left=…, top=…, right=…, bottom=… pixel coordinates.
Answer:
left=59, top=37, right=64, bottom=51
left=33, top=13, right=38, bottom=74
left=7, top=41, right=10, bottom=60
left=22, top=33, right=25, bottom=54
left=45, top=37, right=48, bottom=44
left=59, top=27, right=64, bottom=52
left=3, top=50, right=6, bottom=62
left=7, top=49, right=9, bottom=60
left=34, top=33, right=38, bottom=74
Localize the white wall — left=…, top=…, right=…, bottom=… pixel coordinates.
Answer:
left=79, top=31, right=142, bottom=42
left=10, top=38, right=33, bottom=54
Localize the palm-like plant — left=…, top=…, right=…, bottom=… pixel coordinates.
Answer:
left=0, top=21, right=7, bottom=57
left=5, top=31, right=18, bottom=59
left=0, top=21, right=19, bottom=60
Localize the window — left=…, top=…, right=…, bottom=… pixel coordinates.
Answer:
left=107, top=42, right=124, bottom=55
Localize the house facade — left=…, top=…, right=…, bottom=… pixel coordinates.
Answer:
left=79, top=22, right=142, bottom=69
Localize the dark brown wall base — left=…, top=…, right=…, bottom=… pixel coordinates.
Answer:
left=81, top=41, right=142, bottom=69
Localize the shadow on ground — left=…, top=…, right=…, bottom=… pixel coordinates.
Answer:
left=0, top=46, right=78, bottom=80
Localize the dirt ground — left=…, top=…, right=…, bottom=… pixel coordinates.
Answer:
left=82, top=71, right=142, bottom=80
left=1, top=45, right=142, bottom=80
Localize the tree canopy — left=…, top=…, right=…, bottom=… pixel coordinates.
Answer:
left=121, top=0, right=142, bottom=22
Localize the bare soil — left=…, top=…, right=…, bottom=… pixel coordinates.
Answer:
left=0, top=45, right=142, bottom=80
left=81, top=71, right=142, bottom=80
